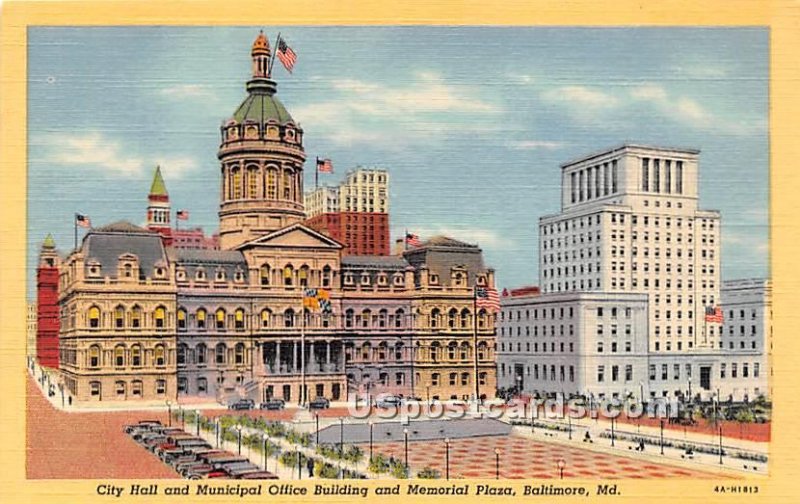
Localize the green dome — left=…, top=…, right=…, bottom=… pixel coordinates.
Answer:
left=231, top=78, right=294, bottom=124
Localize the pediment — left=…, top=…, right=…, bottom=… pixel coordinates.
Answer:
left=237, top=223, right=343, bottom=250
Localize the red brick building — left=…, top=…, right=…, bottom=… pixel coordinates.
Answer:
left=305, top=211, right=389, bottom=256
left=36, top=234, right=60, bottom=368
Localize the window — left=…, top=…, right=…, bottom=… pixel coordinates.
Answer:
left=131, top=345, right=141, bottom=367
left=431, top=373, right=440, bottom=386
left=260, top=264, right=270, bottom=286
left=284, top=309, right=295, bottom=328
left=88, top=306, right=100, bottom=328
left=131, top=380, right=142, bottom=397
left=114, top=305, right=124, bottom=328
left=625, top=365, right=633, bottom=381
left=90, top=381, right=101, bottom=397
left=154, top=345, right=165, bottom=366
left=235, top=343, right=245, bottom=365
left=196, top=308, right=206, bottom=329
left=89, top=345, right=101, bottom=368
left=198, top=378, right=208, bottom=394
left=261, top=309, right=271, bottom=328
left=235, top=308, right=245, bottom=330
left=216, top=308, right=226, bottom=330
left=154, top=306, right=166, bottom=328
left=283, top=265, right=294, bottom=286
left=177, top=308, right=186, bottom=329
left=131, top=306, right=142, bottom=328
left=597, top=365, right=605, bottom=382
left=155, top=379, right=166, bottom=395
left=177, top=344, right=186, bottom=366
left=114, top=345, right=125, bottom=367
left=216, top=343, right=226, bottom=365
left=649, top=364, right=656, bottom=380
left=196, top=344, right=206, bottom=365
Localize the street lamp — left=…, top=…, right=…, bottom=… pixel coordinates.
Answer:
left=494, top=448, right=501, bottom=479
left=165, top=400, right=173, bottom=427
left=660, top=419, right=665, bottom=455
left=215, top=418, right=220, bottom=448
left=403, top=428, right=409, bottom=474
left=262, top=433, right=268, bottom=471
left=339, top=417, right=345, bottom=455
left=444, top=437, right=451, bottom=480
left=718, top=425, right=724, bottom=465
left=315, top=413, right=320, bottom=446
left=568, top=412, right=572, bottom=440
left=610, top=416, right=615, bottom=447
left=368, top=421, right=374, bottom=461
left=235, top=422, right=243, bottom=455
left=196, top=409, right=201, bottom=436
left=180, top=405, right=185, bottom=428
left=557, top=458, right=566, bottom=480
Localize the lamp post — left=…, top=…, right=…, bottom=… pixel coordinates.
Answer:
left=444, top=437, right=451, bottom=480
left=718, top=425, right=723, bottom=465
left=165, top=400, right=172, bottom=427
left=557, top=458, right=566, bottom=480
left=180, top=405, right=185, bottom=428
left=515, top=374, right=522, bottom=398
left=660, top=419, right=665, bottom=455
left=297, top=446, right=302, bottom=480
left=262, top=433, right=268, bottom=471
left=315, top=413, right=320, bottom=446
left=568, top=412, right=572, bottom=440
left=196, top=409, right=201, bottom=436
left=403, top=428, right=409, bottom=474
left=610, top=416, right=615, bottom=447
left=339, top=417, right=345, bottom=455
left=494, top=448, right=501, bottom=479
left=639, top=381, right=645, bottom=408
left=215, top=418, right=220, bottom=448
left=235, top=422, right=243, bottom=455
left=368, top=421, right=374, bottom=461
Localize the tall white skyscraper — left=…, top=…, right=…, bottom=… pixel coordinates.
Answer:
left=539, top=144, right=721, bottom=353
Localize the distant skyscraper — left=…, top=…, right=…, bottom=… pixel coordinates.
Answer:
left=36, top=234, right=60, bottom=368
left=305, top=168, right=390, bottom=256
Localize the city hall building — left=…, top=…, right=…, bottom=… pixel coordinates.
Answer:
left=42, top=32, right=497, bottom=404
left=497, top=145, right=770, bottom=403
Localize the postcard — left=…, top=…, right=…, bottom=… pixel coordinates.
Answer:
left=1, top=2, right=798, bottom=504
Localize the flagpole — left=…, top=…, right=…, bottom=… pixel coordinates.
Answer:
left=404, top=228, right=408, bottom=251
left=268, top=32, right=281, bottom=77
left=175, top=211, right=179, bottom=232
left=73, top=213, right=78, bottom=251
left=315, top=157, right=319, bottom=190
left=473, top=286, right=480, bottom=404
left=300, top=292, right=306, bottom=407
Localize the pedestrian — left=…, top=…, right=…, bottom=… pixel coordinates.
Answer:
left=68, top=395, right=72, bottom=406
left=307, top=457, right=315, bottom=478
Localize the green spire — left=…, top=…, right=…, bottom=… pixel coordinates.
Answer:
left=43, top=233, right=55, bottom=249
left=149, top=165, right=168, bottom=196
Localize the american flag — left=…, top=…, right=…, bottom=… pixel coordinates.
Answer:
left=705, top=306, right=723, bottom=323
left=75, top=213, right=91, bottom=228
left=176, top=210, right=189, bottom=221
left=276, top=37, right=297, bottom=73
left=475, top=286, right=501, bottom=312
left=405, top=232, right=422, bottom=247
left=316, top=158, right=334, bottom=173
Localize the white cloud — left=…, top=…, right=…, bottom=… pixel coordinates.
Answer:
left=506, top=140, right=565, bottom=151
left=293, top=72, right=502, bottom=147
left=37, top=131, right=199, bottom=179
left=507, top=73, right=535, bottom=85
left=541, top=86, right=618, bottom=108
left=414, top=226, right=513, bottom=249
left=159, top=84, right=216, bottom=100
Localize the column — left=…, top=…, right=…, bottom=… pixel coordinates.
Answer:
left=292, top=341, right=297, bottom=372
left=276, top=342, right=281, bottom=372
left=309, top=342, right=315, bottom=372
left=326, top=342, right=331, bottom=364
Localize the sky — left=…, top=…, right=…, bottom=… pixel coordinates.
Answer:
left=26, top=26, right=769, bottom=297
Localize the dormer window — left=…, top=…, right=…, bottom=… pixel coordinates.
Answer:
left=88, top=262, right=101, bottom=277
left=361, top=274, right=371, bottom=286
left=234, top=270, right=244, bottom=283
left=344, top=273, right=354, bottom=285
left=155, top=267, right=165, bottom=278
left=124, top=264, right=133, bottom=278
left=227, top=126, right=239, bottom=140
left=266, top=124, right=280, bottom=139
left=430, top=274, right=439, bottom=285
left=176, top=269, right=186, bottom=281
left=452, top=270, right=466, bottom=287
left=244, top=124, right=259, bottom=139
left=477, top=275, right=486, bottom=286
left=216, top=270, right=226, bottom=282
left=377, top=274, right=388, bottom=286
left=393, top=273, right=404, bottom=286
left=196, top=268, right=206, bottom=281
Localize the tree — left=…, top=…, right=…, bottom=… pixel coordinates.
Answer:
left=417, top=466, right=441, bottom=479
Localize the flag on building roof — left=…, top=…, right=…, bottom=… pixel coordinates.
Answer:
left=476, top=286, right=501, bottom=312
left=75, top=213, right=91, bottom=228
left=276, top=37, right=297, bottom=73
left=303, top=288, right=332, bottom=313
left=316, top=158, right=334, bottom=173
left=705, top=306, right=723, bottom=323
left=176, top=210, right=189, bottom=221
left=405, top=232, right=422, bottom=247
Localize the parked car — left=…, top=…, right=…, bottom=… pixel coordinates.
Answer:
left=309, top=397, right=330, bottom=409
left=376, top=395, right=403, bottom=408
left=228, top=399, right=255, bottom=410
left=237, top=471, right=279, bottom=480
left=260, top=398, right=286, bottom=410
left=124, top=420, right=162, bottom=434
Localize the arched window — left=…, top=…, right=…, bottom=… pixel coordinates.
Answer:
left=460, top=308, right=470, bottom=328
left=247, top=166, right=259, bottom=199
left=267, top=167, right=278, bottom=199
left=89, top=345, right=101, bottom=368
left=235, top=343, right=245, bottom=365
left=282, top=170, right=292, bottom=200
left=235, top=308, right=245, bottom=330
left=361, top=309, right=371, bottom=328
left=89, top=381, right=102, bottom=398
left=478, top=341, right=488, bottom=360
left=449, top=372, right=457, bottom=386
left=154, top=344, right=165, bottom=366
left=215, top=343, right=226, bottom=365
left=448, top=308, right=458, bottom=329
left=88, top=306, right=100, bottom=328
left=177, top=308, right=187, bottom=330
left=131, top=305, right=142, bottom=329
left=394, top=342, right=404, bottom=360
left=131, top=380, right=143, bottom=397
left=395, top=309, right=405, bottom=328
left=114, top=344, right=125, bottom=367
left=478, top=309, right=487, bottom=329
left=284, top=265, right=294, bottom=286
left=448, top=341, right=458, bottom=360
left=154, top=306, right=166, bottom=328
left=131, top=344, right=142, bottom=367
left=124, top=264, right=133, bottom=278
left=460, top=342, right=470, bottom=360
left=260, top=264, right=270, bottom=286
left=196, top=344, right=207, bottom=365
left=361, top=343, right=371, bottom=360
left=177, top=344, right=187, bottom=366
left=261, top=309, right=271, bottom=328
left=461, top=372, right=470, bottom=386
left=454, top=272, right=465, bottom=287
left=215, top=308, right=226, bottom=330
left=430, top=308, right=441, bottom=329
left=379, top=372, right=389, bottom=385
left=431, top=373, right=440, bottom=386
left=284, top=309, right=294, bottom=328
left=298, top=266, right=309, bottom=287
left=321, top=265, right=332, bottom=288
left=345, top=309, right=354, bottom=329
left=196, top=308, right=207, bottom=329
left=114, top=305, right=124, bottom=328
left=430, top=342, right=441, bottom=362
left=378, top=342, right=388, bottom=360
left=231, top=167, right=242, bottom=199
left=378, top=309, right=388, bottom=328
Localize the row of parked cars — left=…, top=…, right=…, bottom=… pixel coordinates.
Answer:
left=228, top=397, right=331, bottom=411
left=124, top=420, right=278, bottom=480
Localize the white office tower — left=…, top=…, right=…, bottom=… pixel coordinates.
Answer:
left=539, top=145, right=721, bottom=353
